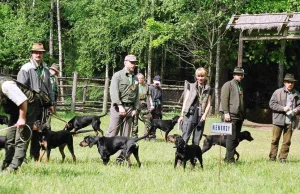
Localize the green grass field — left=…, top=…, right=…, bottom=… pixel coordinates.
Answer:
left=1, top=112, right=300, bottom=194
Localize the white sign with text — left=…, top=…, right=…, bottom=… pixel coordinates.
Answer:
left=211, top=122, right=232, bottom=135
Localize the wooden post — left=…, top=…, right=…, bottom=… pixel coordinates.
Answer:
left=82, top=80, right=88, bottom=104
left=71, top=72, right=78, bottom=112
left=237, top=32, right=244, bottom=67
left=102, top=63, right=110, bottom=114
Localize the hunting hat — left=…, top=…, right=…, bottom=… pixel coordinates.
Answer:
left=284, top=73, right=297, bottom=82
left=232, top=66, right=246, bottom=75
left=49, top=63, right=60, bottom=73
left=124, top=55, right=138, bottom=62
left=31, top=42, right=46, bottom=52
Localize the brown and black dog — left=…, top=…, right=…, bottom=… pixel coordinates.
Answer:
left=151, top=116, right=180, bottom=142
left=201, top=130, right=254, bottom=161
left=38, top=123, right=93, bottom=163
left=64, top=114, right=107, bottom=136
left=168, top=134, right=203, bottom=170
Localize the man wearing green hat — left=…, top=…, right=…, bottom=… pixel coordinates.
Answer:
left=17, top=42, right=55, bottom=161
left=269, top=73, right=300, bottom=163
left=219, top=66, right=246, bottom=163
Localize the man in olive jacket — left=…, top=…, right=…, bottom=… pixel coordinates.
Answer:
left=269, top=73, right=300, bottom=163
left=219, top=66, right=245, bottom=163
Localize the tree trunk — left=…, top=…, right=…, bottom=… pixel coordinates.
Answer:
left=278, top=39, right=286, bottom=87
left=57, top=0, right=64, bottom=103
left=161, top=46, right=166, bottom=84
left=214, top=37, right=221, bottom=114
left=147, top=39, right=152, bottom=85
left=147, top=0, right=155, bottom=85
left=49, top=0, right=54, bottom=57
left=71, top=72, right=78, bottom=112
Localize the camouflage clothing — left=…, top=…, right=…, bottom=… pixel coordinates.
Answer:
left=132, top=84, right=152, bottom=138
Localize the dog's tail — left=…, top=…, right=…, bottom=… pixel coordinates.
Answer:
left=98, top=111, right=108, bottom=118
left=134, top=132, right=150, bottom=142
left=71, top=129, right=94, bottom=135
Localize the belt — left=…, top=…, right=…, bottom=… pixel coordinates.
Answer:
left=122, top=102, right=134, bottom=107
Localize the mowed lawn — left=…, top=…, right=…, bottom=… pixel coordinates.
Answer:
left=1, top=112, right=300, bottom=194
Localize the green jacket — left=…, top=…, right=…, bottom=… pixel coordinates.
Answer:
left=110, top=68, right=139, bottom=110
left=219, top=78, right=245, bottom=119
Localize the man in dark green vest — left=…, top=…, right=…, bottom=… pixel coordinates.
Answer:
left=0, top=75, right=39, bottom=172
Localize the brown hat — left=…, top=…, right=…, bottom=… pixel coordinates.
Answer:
left=124, top=55, right=138, bottom=62
left=31, top=43, right=46, bottom=52
left=284, top=73, right=297, bottom=82
left=232, top=66, right=246, bottom=75
left=49, top=63, right=60, bottom=73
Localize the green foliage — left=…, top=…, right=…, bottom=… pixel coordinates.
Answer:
left=0, top=1, right=50, bottom=69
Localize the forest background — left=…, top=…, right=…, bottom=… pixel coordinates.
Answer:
left=1, top=0, right=300, bottom=116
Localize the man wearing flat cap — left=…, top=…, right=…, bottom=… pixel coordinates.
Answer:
left=269, top=73, right=300, bottom=163
left=107, top=54, right=139, bottom=137
left=219, top=66, right=246, bottom=163
left=17, top=42, right=55, bottom=161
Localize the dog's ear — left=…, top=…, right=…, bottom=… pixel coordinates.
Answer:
left=88, top=136, right=99, bottom=147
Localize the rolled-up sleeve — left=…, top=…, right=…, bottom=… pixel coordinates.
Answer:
left=2, top=81, right=27, bottom=106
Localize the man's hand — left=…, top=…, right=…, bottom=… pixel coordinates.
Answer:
left=224, top=113, right=231, bottom=122
left=48, top=106, right=55, bottom=114
left=178, top=116, right=184, bottom=125
left=118, top=105, right=126, bottom=117
left=131, top=110, right=137, bottom=117
left=150, top=105, right=155, bottom=112
left=15, top=118, right=26, bottom=129
left=283, top=106, right=291, bottom=112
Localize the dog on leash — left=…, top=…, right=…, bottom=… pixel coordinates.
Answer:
left=201, top=130, right=254, bottom=161
left=64, top=114, right=107, bottom=136
left=168, top=134, right=203, bottom=170
left=38, top=123, right=93, bottom=163
left=79, top=134, right=149, bottom=167
left=150, top=116, right=180, bottom=142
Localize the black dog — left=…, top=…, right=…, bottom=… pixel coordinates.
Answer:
left=0, top=136, right=6, bottom=150
left=79, top=134, right=149, bottom=167
left=0, top=115, right=8, bottom=125
left=38, top=124, right=93, bottom=163
left=168, top=134, right=203, bottom=170
left=202, top=130, right=254, bottom=161
left=151, top=116, right=180, bottom=142
left=64, top=114, right=106, bottom=136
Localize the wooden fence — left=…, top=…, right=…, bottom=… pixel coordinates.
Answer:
left=56, top=72, right=185, bottom=113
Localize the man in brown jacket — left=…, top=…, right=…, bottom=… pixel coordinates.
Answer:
left=269, top=73, right=300, bottom=163
left=219, top=66, right=245, bottom=163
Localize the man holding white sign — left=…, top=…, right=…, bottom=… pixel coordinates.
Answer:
left=219, top=67, right=246, bottom=163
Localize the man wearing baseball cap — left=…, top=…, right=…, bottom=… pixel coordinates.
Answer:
left=17, top=42, right=55, bottom=161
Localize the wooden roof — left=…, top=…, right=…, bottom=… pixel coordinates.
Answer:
left=227, top=13, right=300, bottom=40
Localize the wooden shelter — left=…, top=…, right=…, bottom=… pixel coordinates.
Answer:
left=226, top=12, right=300, bottom=67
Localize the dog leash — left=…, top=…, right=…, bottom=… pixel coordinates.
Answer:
left=51, top=114, right=69, bottom=124
left=0, top=124, right=32, bottom=143
left=109, top=108, right=133, bottom=134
